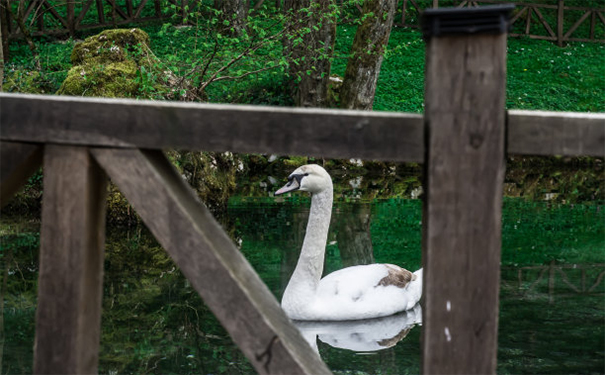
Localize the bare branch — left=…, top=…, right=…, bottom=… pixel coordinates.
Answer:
left=209, top=65, right=278, bottom=83
left=198, top=29, right=286, bottom=93
left=198, top=37, right=220, bottom=83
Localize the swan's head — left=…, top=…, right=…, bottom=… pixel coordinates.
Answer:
left=275, top=164, right=332, bottom=196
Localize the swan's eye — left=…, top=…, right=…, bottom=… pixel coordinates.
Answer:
left=289, top=173, right=307, bottom=186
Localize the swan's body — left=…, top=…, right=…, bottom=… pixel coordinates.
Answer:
left=275, top=164, right=423, bottom=321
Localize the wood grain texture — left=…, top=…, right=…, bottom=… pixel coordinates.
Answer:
left=0, top=93, right=424, bottom=162
left=91, top=148, right=331, bottom=375
left=508, top=110, right=605, bottom=157
left=35, top=145, right=107, bottom=374
left=422, top=33, right=507, bottom=375
left=0, top=141, right=43, bottom=207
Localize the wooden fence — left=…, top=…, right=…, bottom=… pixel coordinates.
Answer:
left=1, top=0, right=604, bottom=45
left=0, top=5, right=604, bottom=374
left=401, top=0, right=605, bottom=45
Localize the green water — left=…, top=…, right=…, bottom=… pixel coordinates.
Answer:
left=1, top=198, right=603, bottom=374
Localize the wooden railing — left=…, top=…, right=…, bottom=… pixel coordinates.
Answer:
left=1, top=0, right=603, bottom=45
left=1, top=6, right=604, bottom=375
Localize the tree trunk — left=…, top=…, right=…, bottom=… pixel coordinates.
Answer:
left=0, top=17, right=4, bottom=91
left=214, top=0, right=248, bottom=37
left=0, top=0, right=8, bottom=65
left=283, top=0, right=336, bottom=107
left=340, top=0, right=397, bottom=110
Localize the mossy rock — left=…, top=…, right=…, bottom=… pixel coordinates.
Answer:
left=57, top=28, right=192, bottom=99
left=4, top=69, right=48, bottom=94
left=57, top=60, right=140, bottom=97
left=57, top=28, right=155, bottom=97
left=70, top=28, right=151, bottom=65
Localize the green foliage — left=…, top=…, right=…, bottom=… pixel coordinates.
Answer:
left=506, top=40, right=605, bottom=112
left=3, top=69, right=45, bottom=93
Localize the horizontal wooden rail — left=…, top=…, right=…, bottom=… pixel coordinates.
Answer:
left=0, top=94, right=603, bottom=159
left=0, top=93, right=424, bottom=162
left=508, top=110, right=605, bottom=157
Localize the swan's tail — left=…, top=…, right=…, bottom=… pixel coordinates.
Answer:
left=413, top=268, right=423, bottom=280
left=405, top=268, right=423, bottom=310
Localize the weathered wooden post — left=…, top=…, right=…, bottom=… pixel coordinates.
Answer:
left=34, top=146, right=107, bottom=373
left=557, top=0, right=564, bottom=46
left=421, top=5, right=513, bottom=374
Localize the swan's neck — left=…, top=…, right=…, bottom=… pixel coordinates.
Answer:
left=283, top=187, right=333, bottom=309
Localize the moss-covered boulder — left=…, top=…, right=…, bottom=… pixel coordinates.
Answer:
left=58, top=60, right=140, bottom=97
left=70, top=28, right=151, bottom=65
left=57, top=28, right=152, bottom=97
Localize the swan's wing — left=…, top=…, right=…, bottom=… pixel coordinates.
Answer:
left=319, top=263, right=416, bottom=295
left=317, top=264, right=389, bottom=299
left=313, top=264, right=422, bottom=320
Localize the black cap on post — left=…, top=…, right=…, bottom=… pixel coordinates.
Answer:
left=421, top=4, right=515, bottom=38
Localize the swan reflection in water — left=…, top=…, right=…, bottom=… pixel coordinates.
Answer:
left=293, top=303, right=422, bottom=353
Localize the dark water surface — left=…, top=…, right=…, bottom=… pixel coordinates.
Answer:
left=1, top=198, right=603, bottom=374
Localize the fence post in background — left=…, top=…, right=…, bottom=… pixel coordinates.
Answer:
left=67, top=0, right=75, bottom=37
left=126, top=0, right=134, bottom=18
left=95, top=0, right=106, bottom=24
left=557, top=0, right=565, bottom=46
left=421, top=5, right=512, bottom=374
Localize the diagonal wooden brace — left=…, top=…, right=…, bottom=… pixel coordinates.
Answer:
left=91, top=148, right=331, bottom=375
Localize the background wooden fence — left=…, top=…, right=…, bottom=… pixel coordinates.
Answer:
left=402, top=0, right=605, bottom=45
left=1, top=0, right=604, bottom=45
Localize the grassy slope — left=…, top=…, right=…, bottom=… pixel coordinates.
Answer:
left=6, top=20, right=605, bottom=112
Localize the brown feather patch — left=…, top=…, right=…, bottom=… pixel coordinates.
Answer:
left=377, top=264, right=416, bottom=289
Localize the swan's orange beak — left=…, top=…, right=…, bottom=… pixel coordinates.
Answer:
left=275, top=175, right=302, bottom=195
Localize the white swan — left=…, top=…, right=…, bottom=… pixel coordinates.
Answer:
left=275, top=164, right=423, bottom=321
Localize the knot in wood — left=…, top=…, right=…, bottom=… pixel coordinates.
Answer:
left=355, top=119, right=369, bottom=130
left=469, top=132, right=484, bottom=149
